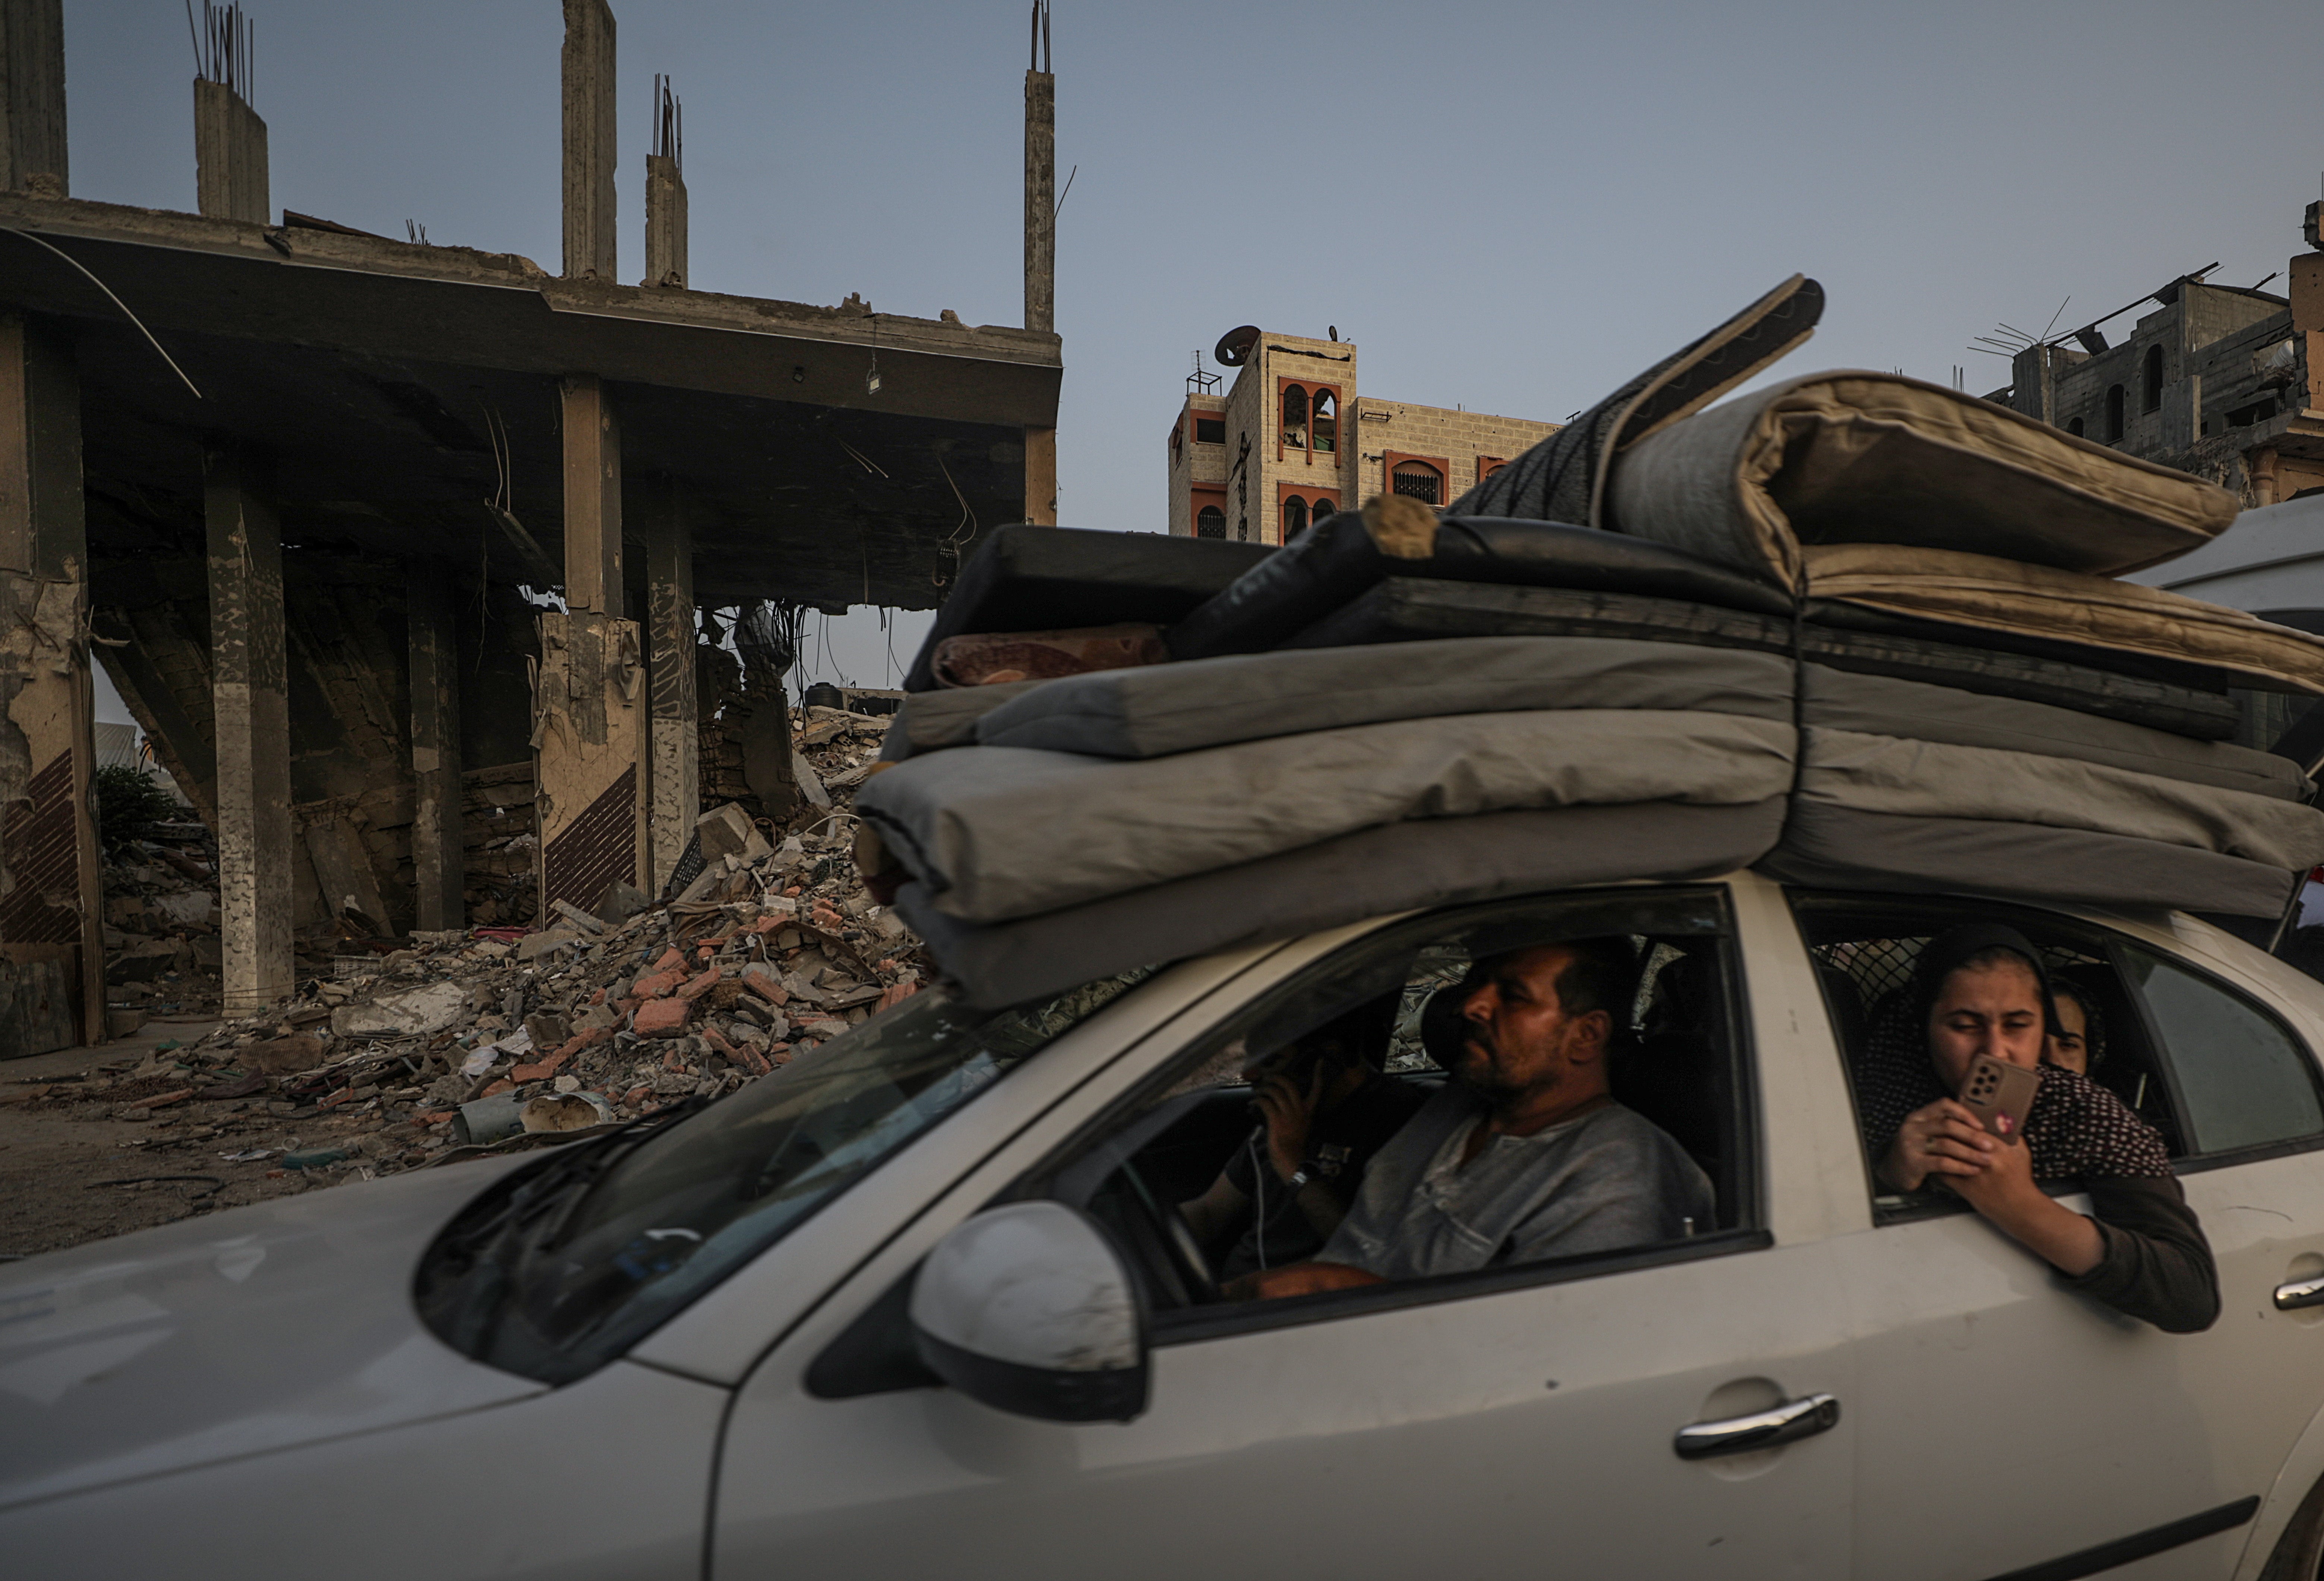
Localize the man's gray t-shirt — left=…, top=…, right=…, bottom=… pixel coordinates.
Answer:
left=1320, top=1085, right=1715, bottom=1281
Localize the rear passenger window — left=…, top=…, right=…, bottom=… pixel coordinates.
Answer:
left=2122, top=947, right=2324, bottom=1156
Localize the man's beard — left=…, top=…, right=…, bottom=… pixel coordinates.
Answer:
left=1454, top=1034, right=1525, bottom=1101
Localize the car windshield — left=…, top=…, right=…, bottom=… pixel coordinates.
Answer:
left=417, top=966, right=1158, bottom=1382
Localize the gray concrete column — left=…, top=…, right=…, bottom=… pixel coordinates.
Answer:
left=562, top=0, right=617, bottom=281
left=561, top=373, right=622, bottom=615
left=644, top=154, right=686, bottom=289
left=1023, top=425, right=1057, bottom=526
left=0, top=310, right=102, bottom=1048
left=537, top=375, right=644, bottom=916
left=1, top=0, right=68, bottom=196
left=637, top=479, right=697, bottom=894
left=193, top=79, right=269, bottom=225
left=407, top=564, right=463, bottom=932
left=205, top=446, right=293, bottom=1014
left=1023, top=65, right=1054, bottom=334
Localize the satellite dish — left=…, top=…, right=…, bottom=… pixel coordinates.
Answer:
left=1213, top=325, right=1261, bottom=367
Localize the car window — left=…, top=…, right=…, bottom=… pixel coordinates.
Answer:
left=417, top=964, right=1159, bottom=1383
left=1789, top=893, right=2190, bottom=1218
left=2121, top=946, right=2324, bottom=1157
left=1029, top=887, right=1758, bottom=1328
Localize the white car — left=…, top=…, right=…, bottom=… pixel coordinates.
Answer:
left=9, top=871, right=2324, bottom=1580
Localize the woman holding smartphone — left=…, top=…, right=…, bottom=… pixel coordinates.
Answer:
left=1853, top=924, right=2218, bottom=1333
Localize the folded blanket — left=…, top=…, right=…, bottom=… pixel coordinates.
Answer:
left=973, top=636, right=1794, bottom=759
left=856, top=710, right=1799, bottom=924
left=1606, top=372, right=2239, bottom=588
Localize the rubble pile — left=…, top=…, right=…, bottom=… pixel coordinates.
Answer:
left=32, top=705, right=925, bottom=1193
left=100, top=818, right=224, bottom=1035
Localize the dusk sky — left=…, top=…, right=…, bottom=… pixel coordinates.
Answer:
left=59, top=0, right=2324, bottom=697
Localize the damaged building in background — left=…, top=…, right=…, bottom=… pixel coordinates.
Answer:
left=0, top=0, right=1065, bottom=1053
left=1989, top=191, right=2324, bottom=507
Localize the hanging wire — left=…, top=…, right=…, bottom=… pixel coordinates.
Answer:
left=2, top=230, right=202, bottom=399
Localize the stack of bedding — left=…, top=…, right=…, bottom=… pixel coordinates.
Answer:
left=862, top=282, right=2324, bottom=1007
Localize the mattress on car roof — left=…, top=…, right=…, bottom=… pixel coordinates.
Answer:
left=1281, top=577, right=2244, bottom=741
left=1604, top=370, right=2239, bottom=588
left=894, top=800, right=1790, bottom=1012
left=854, top=709, right=1800, bottom=927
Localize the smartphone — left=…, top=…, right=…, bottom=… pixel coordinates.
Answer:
left=1958, top=1053, right=2040, bottom=1143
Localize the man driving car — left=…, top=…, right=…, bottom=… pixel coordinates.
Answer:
left=1236, top=937, right=1713, bottom=1300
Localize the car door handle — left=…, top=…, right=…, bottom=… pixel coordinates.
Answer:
left=2276, top=1277, right=2324, bottom=1311
left=1674, top=1392, right=1841, bottom=1460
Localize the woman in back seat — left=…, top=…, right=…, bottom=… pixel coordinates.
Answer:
left=1854, top=924, right=2218, bottom=1333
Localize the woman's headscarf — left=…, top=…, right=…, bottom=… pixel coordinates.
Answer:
left=1851, top=924, right=2171, bottom=1181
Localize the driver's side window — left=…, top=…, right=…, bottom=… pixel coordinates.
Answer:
left=1032, top=887, right=1759, bottom=1324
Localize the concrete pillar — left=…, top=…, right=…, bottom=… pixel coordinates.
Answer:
left=536, top=373, right=644, bottom=916
left=193, top=79, right=267, bottom=224
left=1, top=0, right=67, bottom=195
left=1023, top=425, right=1057, bottom=526
left=645, top=154, right=687, bottom=289
left=561, top=375, right=621, bottom=615
left=638, top=479, right=696, bottom=894
left=204, top=445, right=293, bottom=1014
left=562, top=0, right=617, bottom=281
left=407, top=564, right=463, bottom=932
left=1023, top=65, right=1054, bottom=334
left=0, top=311, right=101, bottom=1048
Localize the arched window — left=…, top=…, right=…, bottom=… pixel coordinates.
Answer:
left=2067, top=416, right=2085, bottom=438
left=1391, top=460, right=1443, bottom=505
left=1311, top=497, right=1336, bottom=524
left=2142, top=344, right=2164, bottom=414
left=1311, top=389, right=1336, bottom=454
left=2105, top=385, right=2126, bottom=442
left=1196, top=505, right=1226, bottom=539
left=1282, top=385, right=1308, bottom=449
left=1282, top=495, right=1309, bottom=542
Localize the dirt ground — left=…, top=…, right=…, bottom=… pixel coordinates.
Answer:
left=0, top=1019, right=391, bottom=1261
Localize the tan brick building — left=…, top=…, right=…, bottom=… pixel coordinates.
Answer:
left=1165, top=330, right=1562, bottom=543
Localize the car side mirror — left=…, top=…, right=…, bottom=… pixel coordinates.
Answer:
left=908, top=1202, right=1149, bottom=1423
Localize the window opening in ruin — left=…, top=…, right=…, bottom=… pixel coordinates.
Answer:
left=2105, top=385, right=2125, bottom=442
left=2068, top=417, right=2085, bottom=438
left=1196, top=505, right=1226, bottom=539
left=1282, top=495, right=1309, bottom=542
left=2142, top=344, right=2164, bottom=414
left=1312, top=389, right=1337, bottom=454
left=1195, top=417, right=1225, bottom=445
left=1282, top=385, right=1308, bottom=449
left=2227, top=399, right=2279, bottom=429
left=1391, top=460, right=1443, bottom=505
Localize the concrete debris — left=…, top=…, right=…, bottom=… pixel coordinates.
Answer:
left=98, top=824, right=228, bottom=1034
left=17, top=707, right=927, bottom=1200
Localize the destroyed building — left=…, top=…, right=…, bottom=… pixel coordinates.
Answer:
left=1166, top=329, right=1562, bottom=543
left=0, top=0, right=1065, bottom=1055
left=1988, top=190, right=2324, bottom=508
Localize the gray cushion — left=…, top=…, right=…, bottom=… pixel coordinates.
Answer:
left=974, top=636, right=1795, bottom=760
left=1801, top=665, right=2309, bottom=799
left=857, top=710, right=1798, bottom=925
left=899, top=799, right=1788, bottom=1010
left=1757, top=802, right=2295, bottom=919
left=1800, top=728, right=2324, bottom=871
